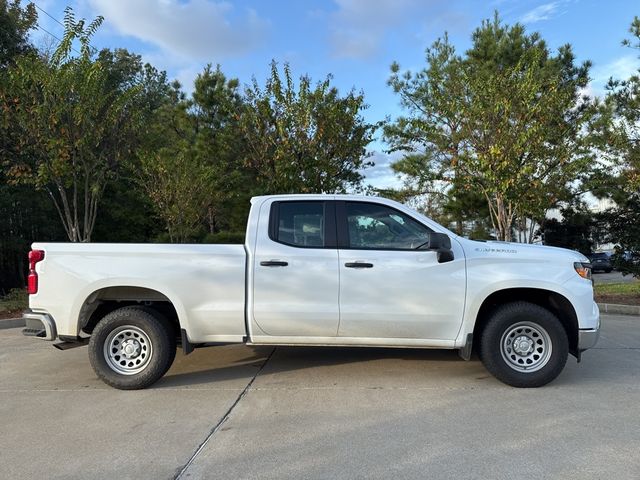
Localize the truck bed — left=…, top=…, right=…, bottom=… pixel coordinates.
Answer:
left=30, top=243, right=247, bottom=342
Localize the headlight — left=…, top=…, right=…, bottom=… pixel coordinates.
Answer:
left=574, top=262, right=592, bottom=280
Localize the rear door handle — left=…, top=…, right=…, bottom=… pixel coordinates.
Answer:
left=345, top=262, right=373, bottom=268
left=260, top=260, right=288, bottom=267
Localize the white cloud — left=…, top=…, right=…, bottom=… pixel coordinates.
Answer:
left=364, top=150, right=403, bottom=189
left=587, top=54, right=640, bottom=98
left=521, top=2, right=561, bottom=24
left=87, top=0, right=269, bottom=60
left=598, top=55, right=640, bottom=82
left=329, top=0, right=431, bottom=59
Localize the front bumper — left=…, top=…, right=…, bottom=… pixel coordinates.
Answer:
left=578, top=328, right=600, bottom=351
left=576, top=301, right=600, bottom=351
left=21, top=310, right=57, bottom=341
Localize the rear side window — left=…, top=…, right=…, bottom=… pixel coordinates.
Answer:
left=270, top=201, right=329, bottom=248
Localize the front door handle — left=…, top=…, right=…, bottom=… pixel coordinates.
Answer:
left=345, top=262, right=373, bottom=268
left=260, top=260, right=288, bottom=267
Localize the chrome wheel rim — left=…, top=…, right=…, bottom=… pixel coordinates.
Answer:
left=500, top=321, right=552, bottom=373
left=103, top=325, right=153, bottom=375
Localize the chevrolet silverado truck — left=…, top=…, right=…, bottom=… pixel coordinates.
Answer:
left=22, top=194, right=599, bottom=389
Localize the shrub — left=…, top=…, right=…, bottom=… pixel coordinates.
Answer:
left=203, top=232, right=246, bottom=244
left=0, top=288, right=28, bottom=312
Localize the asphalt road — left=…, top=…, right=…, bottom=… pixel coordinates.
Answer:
left=592, top=270, right=638, bottom=284
left=1, top=314, right=639, bottom=480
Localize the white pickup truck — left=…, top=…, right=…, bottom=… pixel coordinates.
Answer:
left=22, top=194, right=599, bottom=389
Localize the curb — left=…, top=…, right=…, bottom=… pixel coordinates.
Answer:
left=597, top=303, right=640, bottom=316
left=0, top=317, right=24, bottom=330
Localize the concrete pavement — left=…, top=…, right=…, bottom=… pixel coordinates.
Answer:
left=1, top=314, right=639, bottom=479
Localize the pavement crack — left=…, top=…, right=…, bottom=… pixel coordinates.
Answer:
left=173, top=347, right=276, bottom=480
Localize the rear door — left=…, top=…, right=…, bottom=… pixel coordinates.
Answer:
left=336, top=200, right=466, bottom=340
left=252, top=200, right=340, bottom=337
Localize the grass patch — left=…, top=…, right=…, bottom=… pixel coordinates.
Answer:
left=0, top=288, right=28, bottom=313
left=595, top=282, right=640, bottom=296
left=595, top=281, right=640, bottom=306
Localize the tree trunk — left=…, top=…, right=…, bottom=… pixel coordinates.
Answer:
left=495, top=196, right=513, bottom=242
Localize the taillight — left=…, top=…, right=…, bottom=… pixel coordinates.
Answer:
left=27, top=249, right=45, bottom=294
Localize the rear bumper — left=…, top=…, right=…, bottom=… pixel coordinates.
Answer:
left=21, top=310, right=57, bottom=341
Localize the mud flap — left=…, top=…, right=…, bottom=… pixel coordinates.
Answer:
left=458, top=333, right=473, bottom=361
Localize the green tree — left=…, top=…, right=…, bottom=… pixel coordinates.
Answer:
left=0, top=0, right=36, bottom=68
left=386, top=15, right=591, bottom=241
left=591, top=17, right=640, bottom=277
left=138, top=146, right=214, bottom=243
left=91, top=175, right=164, bottom=243
left=0, top=0, right=60, bottom=292
left=542, top=204, right=594, bottom=255
left=2, top=8, right=150, bottom=242
left=603, top=16, right=640, bottom=191
left=240, top=61, right=378, bottom=194
left=599, top=195, right=640, bottom=277
left=441, top=183, right=492, bottom=239
left=137, top=83, right=216, bottom=243
left=191, top=65, right=249, bottom=234
left=138, top=66, right=245, bottom=241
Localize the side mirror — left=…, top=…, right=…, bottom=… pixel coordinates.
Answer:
left=422, top=232, right=454, bottom=263
left=436, top=249, right=454, bottom=263
left=426, top=232, right=451, bottom=251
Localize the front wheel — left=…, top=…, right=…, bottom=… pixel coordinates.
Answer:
left=88, top=306, right=176, bottom=390
left=479, top=302, right=568, bottom=388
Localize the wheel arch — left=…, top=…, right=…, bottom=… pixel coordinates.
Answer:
left=472, top=287, right=579, bottom=358
left=77, top=285, right=182, bottom=337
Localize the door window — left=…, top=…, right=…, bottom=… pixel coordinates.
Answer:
left=345, top=202, right=431, bottom=250
left=270, top=201, right=327, bottom=247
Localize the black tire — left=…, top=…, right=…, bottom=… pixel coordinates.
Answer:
left=479, top=302, right=568, bottom=388
left=88, top=306, right=176, bottom=390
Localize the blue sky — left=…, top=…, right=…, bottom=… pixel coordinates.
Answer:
left=31, top=0, right=639, bottom=188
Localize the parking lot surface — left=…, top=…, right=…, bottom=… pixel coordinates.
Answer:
left=593, top=270, right=638, bottom=284
left=1, top=314, right=639, bottom=479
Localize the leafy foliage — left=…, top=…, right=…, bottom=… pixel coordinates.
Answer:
left=2, top=8, right=158, bottom=241
left=386, top=14, right=592, bottom=241
left=137, top=66, right=247, bottom=241
left=138, top=62, right=378, bottom=242
left=599, top=195, right=640, bottom=277
left=589, top=17, right=640, bottom=277
left=0, top=0, right=36, bottom=68
left=542, top=205, right=594, bottom=255
left=137, top=84, right=217, bottom=243
left=4, top=4, right=640, bottom=290
left=0, top=287, right=28, bottom=311
left=239, top=61, right=378, bottom=194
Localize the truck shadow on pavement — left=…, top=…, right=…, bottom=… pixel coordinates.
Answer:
left=154, top=338, right=638, bottom=389
left=153, top=316, right=640, bottom=389
left=155, top=345, right=483, bottom=389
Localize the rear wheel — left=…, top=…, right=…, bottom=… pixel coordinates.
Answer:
left=88, top=306, right=176, bottom=390
left=479, top=302, right=568, bottom=388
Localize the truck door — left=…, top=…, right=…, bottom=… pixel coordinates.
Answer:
left=251, top=200, right=340, bottom=337
left=336, top=200, right=466, bottom=340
